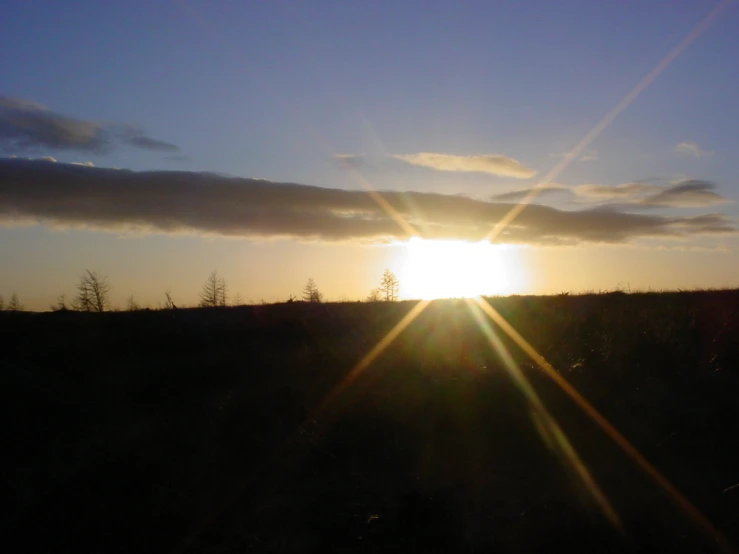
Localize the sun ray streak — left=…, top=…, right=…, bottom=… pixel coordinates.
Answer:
left=313, top=299, right=431, bottom=416
left=473, top=297, right=733, bottom=550
left=484, top=0, right=732, bottom=243
left=360, top=178, right=420, bottom=239
left=465, top=299, right=621, bottom=528
left=172, top=301, right=431, bottom=554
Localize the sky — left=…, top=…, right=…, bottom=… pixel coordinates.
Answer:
left=1, top=0, right=738, bottom=310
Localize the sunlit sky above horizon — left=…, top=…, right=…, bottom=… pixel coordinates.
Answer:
left=1, top=0, right=739, bottom=309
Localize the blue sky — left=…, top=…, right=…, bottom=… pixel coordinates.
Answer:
left=1, top=0, right=738, bottom=308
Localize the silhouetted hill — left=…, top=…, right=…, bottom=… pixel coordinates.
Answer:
left=3, top=292, right=739, bottom=553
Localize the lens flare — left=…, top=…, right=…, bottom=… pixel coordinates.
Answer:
left=400, top=237, right=523, bottom=299
left=472, top=296, right=731, bottom=550
left=466, top=298, right=621, bottom=528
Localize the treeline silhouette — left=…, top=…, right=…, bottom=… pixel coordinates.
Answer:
left=0, top=293, right=24, bottom=311
left=2, top=268, right=402, bottom=313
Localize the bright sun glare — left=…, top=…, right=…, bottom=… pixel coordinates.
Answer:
left=399, top=237, right=524, bottom=299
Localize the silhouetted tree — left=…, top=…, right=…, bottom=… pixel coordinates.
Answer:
left=380, top=269, right=399, bottom=301
left=164, top=290, right=176, bottom=309
left=200, top=270, right=227, bottom=307
left=0, top=294, right=4, bottom=311
left=126, top=295, right=140, bottom=311
left=74, top=270, right=111, bottom=312
left=7, top=293, right=23, bottom=311
left=233, top=292, right=244, bottom=306
left=366, top=288, right=381, bottom=302
left=51, top=293, right=68, bottom=312
left=302, top=278, right=323, bottom=303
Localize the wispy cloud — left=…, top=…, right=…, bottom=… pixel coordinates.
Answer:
left=574, top=182, right=661, bottom=199
left=574, top=180, right=731, bottom=208
left=391, top=152, right=536, bottom=178
left=0, top=159, right=733, bottom=245
left=490, top=184, right=571, bottom=202
left=549, top=150, right=599, bottom=162
left=0, top=95, right=180, bottom=155
left=637, top=180, right=731, bottom=208
left=10, top=155, right=93, bottom=166
left=495, top=180, right=732, bottom=209
left=125, top=135, right=180, bottom=153
left=336, top=152, right=536, bottom=179
left=675, top=141, right=712, bottom=158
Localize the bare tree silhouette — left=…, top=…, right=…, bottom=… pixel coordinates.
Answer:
left=380, top=269, right=400, bottom=301
left=164, top=290, right=176, bottom=309
left=126, top=295, right=140, bottom=311
left=366, top=288, right=381, bottom=302
left=302, top=278, right=323, bottom=303
left=74, top=270, right=111, bottom=312
left=51, top=293, right=68, bottom=312
left=7, top=293, right=23, bottom=311
left=200, top=270, right=228, bottom=307
left=0, top=294, right=4, bottom=311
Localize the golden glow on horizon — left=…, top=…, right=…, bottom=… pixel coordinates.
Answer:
left=399, top=237, right=525, bottom=299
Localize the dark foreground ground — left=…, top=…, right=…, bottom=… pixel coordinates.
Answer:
left=3, top=291, right=739, bottom=553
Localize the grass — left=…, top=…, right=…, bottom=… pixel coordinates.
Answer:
left=2, top=291, right=739, bottom=553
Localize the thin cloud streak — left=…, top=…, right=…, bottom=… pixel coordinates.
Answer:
left=0, top=159, right=733, bottom=245
left=126, top=135, right=180, bottom=153
left=576, top=180, right=731, bottom=208
left=495, top=180, right=732, bottom=209
left=675, top=141, right=713, bottom=158
left=390, top=152, right=537, bottom=178
left=336, top=152, right=537, bottom=179
left=0, top=95, right=181, bottom=154
left=549, top=150, right=599, bottom=162
left=491, top=185, right=571, bottom=202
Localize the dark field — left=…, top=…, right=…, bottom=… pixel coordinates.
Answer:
left=3, top=291, right=739, bottom=553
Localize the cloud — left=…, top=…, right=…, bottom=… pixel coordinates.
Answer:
left=675, top=141, right=712, bottom=158
left=125, top=135, right=180, bottom=153
left=573, top=180, right=731, bottom=208
left=0, top=159, right=733, bottom=245
left=488, top=182, right=658, bottom=206
left=638, top=180, right=731, bottom=208
left=336, top=152, right=536, bottom=179
left=0, top=96, right=107, bottom=152
left=549, top=150, right=599, bottom=162
left=0, top=95, right=180, bottom=155
left=9, top=156, right=93, bottom=167
left=574, top=182, right=662, bottom=199
left=490, top=185, right=572, bottom=202
left=391, top=152, right=536, bottom=178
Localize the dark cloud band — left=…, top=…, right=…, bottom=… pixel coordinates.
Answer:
left=0, top=159, right=733, bottom=244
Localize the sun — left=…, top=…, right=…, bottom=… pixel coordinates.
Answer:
left=398, top=237, right=524, bottom=299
